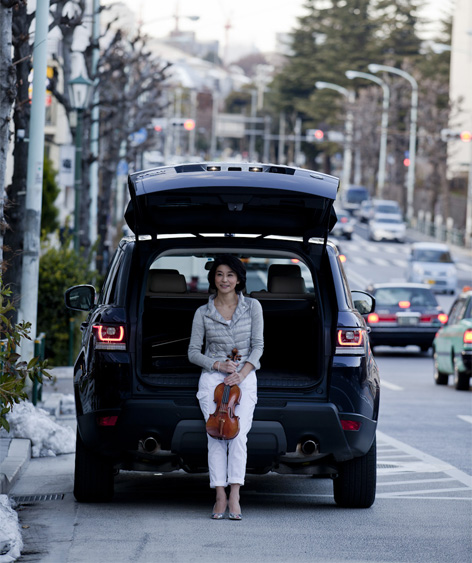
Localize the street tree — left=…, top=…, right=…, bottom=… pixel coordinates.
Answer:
left=96, top=29, right=170, bottom=272
left=0, top=0, right=17, bottom=266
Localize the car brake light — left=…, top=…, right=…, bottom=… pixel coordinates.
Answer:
left=398, top=301, right=410, bottom=308
left=341, top=419, right=361, bottom=431
left=93, top=325, right=126, bottom=350
left=368, top=312, right=379, bottom=323
left=337, top=329, right=363, bottom=346
left=98, top=415, right=118, bottom=426
left=340, top=217, right=348, bottom=223
left=438, top=313, right=448, bottom=324
left=464, top=330, right=472, bottom=344
left=339, top=254, right=346, bottom=263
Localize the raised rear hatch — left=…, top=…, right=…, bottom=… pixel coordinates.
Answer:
left=125, top=162, right=339, bottom=243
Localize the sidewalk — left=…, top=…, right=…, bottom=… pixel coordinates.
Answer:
left=0, top=366, right=74, bottom=494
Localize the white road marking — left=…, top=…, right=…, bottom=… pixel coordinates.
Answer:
left=377, top=431, right=472, bottom=488
left=458, top=415, right=472, bottom=425
left=381, top=380, right=404, bottom=391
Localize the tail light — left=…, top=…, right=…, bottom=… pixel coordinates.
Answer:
left=339, top=254, right=347, bottom=263
left=336, top=328, right=365, bottom=355
left=464, top=330, right=472, bottom=344
left=93, top=325, right=126, bottom=350
left=368, top=312, right=379, bottom=324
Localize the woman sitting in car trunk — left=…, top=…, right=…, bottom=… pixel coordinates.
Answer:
left=188, top=254, right=264, bottom=520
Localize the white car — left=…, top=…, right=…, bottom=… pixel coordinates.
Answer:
left=368, top=216, right=406, bottom=242
left=406, top=242, right=457, bottom=294
left=359, top=199, right=403, bottom=223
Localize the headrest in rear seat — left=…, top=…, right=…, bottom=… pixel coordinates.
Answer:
left=269, top=276, right=306, bottom=294
left=148, top=271, right=187, bottom=293
left=268, top=264, right=302, bottom=282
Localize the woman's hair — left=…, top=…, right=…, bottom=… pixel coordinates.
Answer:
left=207, top=254, right=246, bottom=293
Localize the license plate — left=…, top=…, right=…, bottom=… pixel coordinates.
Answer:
left=397, top=315, right=419, bottom=326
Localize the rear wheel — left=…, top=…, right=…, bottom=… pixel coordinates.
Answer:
left=74, top=430, right=114, bottom=502
left=333, top=437, right=376, bottom=508
left=433, top=352, right=449, bottom=385
left=453, top=356, right=470, bottom=391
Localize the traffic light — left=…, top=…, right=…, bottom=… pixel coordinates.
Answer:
left=441, top=128, right=472, bottom=142
left=306, top=129, right=324, bottom=142
left=171, top=118, right=195, bottom=130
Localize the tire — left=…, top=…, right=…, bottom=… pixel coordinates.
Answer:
left=333, top=437, right=376, bottom=508
left=453, top=356, right=470, bottom=391
left=74, top=429, right=114, bottom=502
left=420, top=344, right=430, bottom=353
left=433, top=352, right=449, bottom=385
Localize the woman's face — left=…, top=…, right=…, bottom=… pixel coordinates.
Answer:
left=214, top=264, right=239, bottom=295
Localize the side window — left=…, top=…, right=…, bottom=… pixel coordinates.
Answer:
left=448, top=299, right=465, bottom=325
left=464, top=298, right=472, bottom=319
left=98, top=248, right=123, bottom=305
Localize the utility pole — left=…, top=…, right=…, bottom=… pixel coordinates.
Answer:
left=18, top=0, right=51, bottom=362
left=88, top=0, right=100, bottom=269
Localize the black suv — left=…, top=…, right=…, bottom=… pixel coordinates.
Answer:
left=65, top=162, right=379, bottom=508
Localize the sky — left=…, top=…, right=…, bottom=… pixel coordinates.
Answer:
left=107, top=0, right=454, bottom=55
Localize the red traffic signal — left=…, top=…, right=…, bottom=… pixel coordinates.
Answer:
left=460, top=130, right=472, bottom=142
left=184, top=119, right=195, bottom=131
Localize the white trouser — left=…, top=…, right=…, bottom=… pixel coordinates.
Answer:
left=197, top=369, right=257, bottom=488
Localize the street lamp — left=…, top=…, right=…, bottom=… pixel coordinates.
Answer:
left=368, top=64, right=418, bottom=223
left=68, top=74, right=93, bottom=253
left=346, top=70, right=390, bottom=198
left=315, top=81, right=355, bottom=189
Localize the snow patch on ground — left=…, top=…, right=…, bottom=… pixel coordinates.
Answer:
left=3, top=401, right=75, bottom=458
left=0, top=495, right=23, bottom=563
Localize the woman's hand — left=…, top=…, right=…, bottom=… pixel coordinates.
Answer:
left=224, top=371, right=245, bottom=386
left=219, top=359, right=239, bottom=375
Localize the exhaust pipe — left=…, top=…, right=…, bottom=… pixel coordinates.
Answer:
left=141, top=437, right=160, bottom=453
left=301, top=439, right=318, bottom=456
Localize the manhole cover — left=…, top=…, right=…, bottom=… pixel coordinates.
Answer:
left=12, top=493, right=64, bottom=503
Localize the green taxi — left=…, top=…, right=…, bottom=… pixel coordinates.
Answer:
left=433, top=289, right=472, bottom=390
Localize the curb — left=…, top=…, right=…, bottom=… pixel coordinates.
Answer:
left=0, top=439, right=31, bottom=494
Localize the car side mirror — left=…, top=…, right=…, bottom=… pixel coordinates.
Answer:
left=64, top=285, right=96, bottom=312
left=351, top=290, right=375, bottom=315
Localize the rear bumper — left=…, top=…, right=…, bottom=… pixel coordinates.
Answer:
left=369, top=327, right=439, bottom=347
left=77, top=400, right=377, bottom=470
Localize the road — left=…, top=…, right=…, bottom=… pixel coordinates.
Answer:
left=10, top=229, right=472, bottom=563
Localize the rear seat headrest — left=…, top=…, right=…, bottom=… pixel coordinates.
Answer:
left=148, top=271, right=187, bottom=293
left=269, top=275, right=306, bottom=294
left=268, top=264, right=302, bottom=282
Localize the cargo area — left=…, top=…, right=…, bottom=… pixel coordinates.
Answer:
left=139, top=259, right=322, bottom=388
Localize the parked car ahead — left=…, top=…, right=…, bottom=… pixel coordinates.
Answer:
left=406, top=242, right=457, bottom=294
left=64, top=162, right=379, bottom=508
left=365, top=283, right=447, bottom=352
left=368, top=216, right=406, bottom=242
left=433, top=288, right=472, bottom=390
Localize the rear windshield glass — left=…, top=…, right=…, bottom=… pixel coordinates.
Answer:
left=146, top=254, right=315, bottom=294
left=374, top=287, right=438, bottom=307
left=412, top=249, right=453, bottom=263
left=375, top=205, right=400, bottom=214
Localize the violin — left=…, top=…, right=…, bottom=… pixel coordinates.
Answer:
left=206, top=348, right=242, bottom=440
